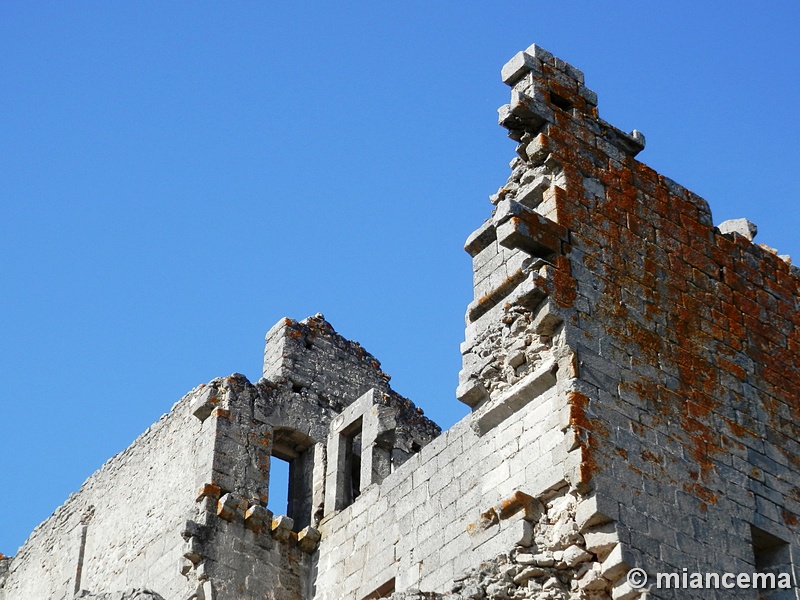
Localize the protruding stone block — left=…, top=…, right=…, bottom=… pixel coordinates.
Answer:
left=216, top=493, right=245, bottom=522
left=583, top=522, right=619, bottom=560
left=456, top=378, right=489, bottom=408
left=577, top=564, right=607, bottom=591
left=495, top=210, right=567, bottom=258
left=501, top=51, right=540, bottom=85
left=525, top=133, right=550, bottom=165
left=611, top=575, right=642, bottom=600
left=629, top=130, right=645, bottom=150
left=298, top=526, right=322, bottom=553
left=531, top=302, right=561, bottom=336
left=183, top=536, right=203, bottom=564
left=562, top=544, right=592, bottom=567
left=497, top=490, right=541, bottom=521
left=718, top=218, right=757, bottom=241
left=464, top=219, right=496, bottom=257
left=244, top=505, right=272, bottom=533
left=524, top=44, right=554, bottom=63
left=271, top=515, right=294, bottom=541
left=600, top=544, right=629, bottom=582
left=576, top=495, right=613, bottom=531
left=190, top=387, right=218, bottom=422
left=195, top=483, right=222, bottom=502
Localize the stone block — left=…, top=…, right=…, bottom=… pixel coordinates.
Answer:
left=195, top=483, right=222, bottom=502
left=464, top=219, right=497, bottom=257
left=577, top=563, right=607, bottom=591
left=495, top=210, right=567, bottom=258
left=456, top=378, right=489, bottom=408
left=244, top=504, right=271, bottom=533
left=271, top=515, right=295, bottom=542
left=298, top=526, right=322, bottom=553
left=718, top=218, right=757, bottom=241
left=524, top=44, right=554, bottom=63
left=501, top=50, right=540, bottom=85
left=583, top=522, right=619, bottom=560
left=190, top=387, right=218, bottom=422
left=216, top=493, right=246, bottom=522
left=525, top=133, right=550, bottom=164
left=562, top=544, right=592, bottom=567
left=576, top=495, right=613, bottom=531
left=183, top=536, right=203, bottom=564
left=600, top=544, right=630, bottom=582
left=610, top=575, right=642, bottom=600
left=531, top=301, right=561, bottom=336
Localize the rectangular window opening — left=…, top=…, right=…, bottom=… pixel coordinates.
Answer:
left=549, top=90, right=573, bottom=112
left=270, top=437, right=314, bottom=531
left=342, top=417, right=363, bottom=507
left=267, top=455, right=290, bottom=517
left=751, top=525, right=794, bottom=598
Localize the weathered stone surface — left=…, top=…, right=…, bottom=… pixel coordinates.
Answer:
left=718, top=217, right=757, bottom=240
left=3, top=43, right=798, bottom=600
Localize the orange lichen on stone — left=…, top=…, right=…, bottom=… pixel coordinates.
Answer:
left=498, top=490, right=538, bottom=520
left=196, top=483, right=222, bottom=501
left=211, top=408, right=231, bottom=419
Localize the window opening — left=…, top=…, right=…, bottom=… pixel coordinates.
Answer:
left=752, top=525, right=794, bottom=598
left=270, top=428, right=315, bottom=531
left=549, top=90, right=573, bottom=112
left=342, top=417, right=363, bottom=507
left=267, top=456, right=290, bottom=516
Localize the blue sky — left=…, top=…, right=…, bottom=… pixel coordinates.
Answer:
left=1, top=2, right=798, bottom=555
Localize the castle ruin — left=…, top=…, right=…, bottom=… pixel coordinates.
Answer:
left=1, top=45, right=798, bottom=600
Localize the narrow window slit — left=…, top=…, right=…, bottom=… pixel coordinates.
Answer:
left=550, top=91, right=573, bottom=112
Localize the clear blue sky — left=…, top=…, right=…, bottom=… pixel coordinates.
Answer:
left=1, top=2, right=798, bottom=555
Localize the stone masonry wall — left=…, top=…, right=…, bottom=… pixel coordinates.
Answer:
left=2, top=315, right=441, bottom=600
left=313, top=381, right=582, bottom=599
left=491, top=45, right=800, bottom=598
left=0, top=391, right=212, bottom=600
left=4, top=45, right=798, bottom=600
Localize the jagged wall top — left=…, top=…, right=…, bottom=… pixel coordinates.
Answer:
left=498, top=44, right=647, bottom=173
left=262, top=314, right=440, bottom=439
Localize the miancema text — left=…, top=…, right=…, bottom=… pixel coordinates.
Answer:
left=657, top=569, right=792, bottom=590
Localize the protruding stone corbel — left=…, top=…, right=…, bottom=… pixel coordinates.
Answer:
left=216, top=493, right=246, bottom=522
left=244, top=505, right=272, bottom=534
left=456, top=378, right=490, bottom=408
left=494, top=203, right=568, bottom=258
left=195, top=484, right=222, bottom=502
left=190, top=387, right=219, bottom=422
left=270, top=515, right=294, bottom=541
left=183, top=536, right=204, bottom=565
left=718, top=218, right=757, bottom=241
left=297, top=526, right=322, bottom=553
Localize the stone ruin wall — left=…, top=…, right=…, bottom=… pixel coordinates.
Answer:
left=0, top=387, right=211, bottom=600
left=314, top=385, right=581, bottom=599
left=460, top=44, right=800, bottom=598
left=2, top=45, right=799, bottom=600
left=0, top=315, right=441, bottom=600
